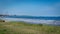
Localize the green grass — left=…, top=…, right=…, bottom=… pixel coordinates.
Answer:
left=0, top=21, right=60, bottom=34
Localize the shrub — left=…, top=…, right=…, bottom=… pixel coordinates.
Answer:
left=0, top=20, right=5, bottom=22
left=38, top=24, right=43, bottom=26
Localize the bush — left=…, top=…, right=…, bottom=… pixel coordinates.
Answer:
left=38, top=24, right=43, bottom=26
left=0, top=20, right=5, bottom=22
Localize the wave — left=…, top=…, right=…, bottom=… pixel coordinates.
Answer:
left=3, top=18, right=60, bottom=25
left=4, top=16, right=60, bottom=20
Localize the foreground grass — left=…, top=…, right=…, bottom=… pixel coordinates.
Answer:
left=0, top=21, right=60, bottom=34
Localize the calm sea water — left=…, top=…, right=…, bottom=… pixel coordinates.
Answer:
left=2, top=16, right=60, bottom=25
left=4, top=16, right=60, bottom=20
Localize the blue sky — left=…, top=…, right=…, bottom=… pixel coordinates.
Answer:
left=0, top=0, right=60, bottom=16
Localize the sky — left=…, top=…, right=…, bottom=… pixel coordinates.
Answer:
left=0, top=0, right=60, bottom=16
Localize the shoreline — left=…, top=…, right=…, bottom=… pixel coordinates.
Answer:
left=2, top=18, right=60, bottom=25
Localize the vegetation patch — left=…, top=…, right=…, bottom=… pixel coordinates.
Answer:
left=0, top=21, right=60, bottom=34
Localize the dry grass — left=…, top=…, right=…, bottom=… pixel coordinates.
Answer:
left=0, top=22, right=60, bottom=34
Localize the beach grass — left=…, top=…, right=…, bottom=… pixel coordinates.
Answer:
left=0, top=21, right=60, bottom=34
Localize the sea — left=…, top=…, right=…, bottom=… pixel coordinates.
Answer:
left=2, top=15, right=60, bottom=25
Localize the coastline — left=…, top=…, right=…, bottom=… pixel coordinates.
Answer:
left=3, top=18, right=60, bottom=25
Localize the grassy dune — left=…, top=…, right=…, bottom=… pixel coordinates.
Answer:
left=0, top=21, right=60, bottom=34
